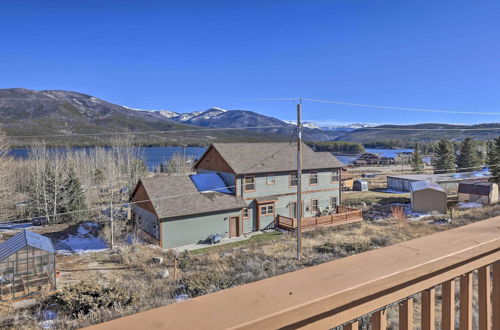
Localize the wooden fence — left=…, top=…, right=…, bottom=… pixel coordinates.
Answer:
left=88, top=216, right=500, bottom=330
left=276, top=206, right=362, bottom=230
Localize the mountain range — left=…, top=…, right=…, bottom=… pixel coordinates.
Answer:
left=1, top=88, right=498, bottom=147
left=0, top=88, right=343, bottom=146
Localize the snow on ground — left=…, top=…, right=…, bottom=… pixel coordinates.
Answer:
left=0, top=222, right=33, bottom=232
left=55, top=222, right=107, bottom=255
left=458, top=202, right=483, bottom=209
left=379, top=189, right=408, bottom=194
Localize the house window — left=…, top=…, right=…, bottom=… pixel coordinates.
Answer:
left=309, top=172, right=318, bottom=185
left=290, top=173, right=298, bottom=187
left=244, top=176, right=255, bottom=192
left=331, top=196, right=338, bottom=209
left=267, top=174, right=275, bottom=185
left=311, top=199, right=319, bottom=212
left=242, top=208, right=249, bottom=218
left=259, top=203, right=274, bottom=216
left=332, top=170, right=339, bottom=183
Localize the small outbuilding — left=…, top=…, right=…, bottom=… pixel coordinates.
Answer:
left=458, top=180, right=498, bottom=205
left=353, top=179, right=368, bottom=191
left=410, top=181, right=447, bottom=214
left=0, top=230, right=56, bottom=301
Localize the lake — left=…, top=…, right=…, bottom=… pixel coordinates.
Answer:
left=334, top=148, right=414, bottom=165
left=9, top=146, right=207, bottom=171
left=9, top=146, right=414, bottom=170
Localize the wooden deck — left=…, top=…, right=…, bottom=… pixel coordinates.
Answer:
left=276, top=206, right=363, bottom=230
left=88, top=216, right=500, bottom=330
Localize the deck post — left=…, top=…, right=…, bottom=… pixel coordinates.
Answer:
left=371, top=309, right=386, bottom=330
left=441, top=279, right=455, bottom=330
left=344, top=320, right=358, bottom=330
left=399, top=297, right=413, bottom=330
left=493, top=262, right=500, bottom=330
left=478, top=265, right=491, bottom=330
left=459, top=272, right=472, bottom=330
left=421, top=288, right=435, bottom=330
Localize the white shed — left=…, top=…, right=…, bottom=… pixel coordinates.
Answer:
left=410, top=181, right=447, bottom=214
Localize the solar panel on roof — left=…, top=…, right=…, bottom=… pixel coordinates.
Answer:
left=190, top=173, right=233, bottom=194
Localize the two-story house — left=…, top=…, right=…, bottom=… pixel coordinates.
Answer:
left=130, top=142, right=344, bottom=248
left=195, top=142, right=344, bottom=233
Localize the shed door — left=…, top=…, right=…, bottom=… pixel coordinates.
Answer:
left=229, top=216, right=240, bottom=238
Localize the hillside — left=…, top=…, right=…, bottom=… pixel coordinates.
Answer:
left=0, top=88, right=343, bottom=146
left=0, top=89, right=289, bottom=147
left=338, top=123, right=500, bottom=142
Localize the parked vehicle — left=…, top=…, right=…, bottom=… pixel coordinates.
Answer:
left=32, top=217, right=48, bottom=226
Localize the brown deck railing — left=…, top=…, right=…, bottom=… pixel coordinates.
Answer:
left=276, top=206, right=362, bottom=230
left=88, top=217, right=500, bottom=330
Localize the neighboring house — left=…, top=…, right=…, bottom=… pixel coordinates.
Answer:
left=130, top=142, right=343, bottom=248
left=458, top=180, right=498, bottom=205
left=354, top=153, right=379, bottom=166
left=130, top=173, right=247, bottom=248
left=410, top=181, right=447, bottom=214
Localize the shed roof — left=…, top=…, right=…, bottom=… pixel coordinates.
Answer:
left=197, top=143, right=343, bottom=175
left=0, top=230, right=55, bottom=261
left=135, top=175, right=247, bottom=219
left=410, top=181, right=445, bottom=193
left=458, top=180, right=496, bottom=196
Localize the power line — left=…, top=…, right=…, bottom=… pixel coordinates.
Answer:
left=302, top=98, right=500, bottom=115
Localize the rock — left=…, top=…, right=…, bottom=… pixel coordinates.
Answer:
left=158, top=269, right=169, bottom=278
left=152, top=257, right=163, bottom=264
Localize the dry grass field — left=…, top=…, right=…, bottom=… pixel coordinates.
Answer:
left=1, top=203, right=499, bottom=329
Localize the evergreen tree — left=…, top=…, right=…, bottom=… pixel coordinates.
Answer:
left=411, top=143, right=424, bottom=172
left=456, top=137, right=481, bottom=172
left=489, top=136, right=500, bottom=184
left=487, top=140, right=496, bottom=166
left=62, top=167, right=88, bottom=222
left=431, top=139, right=456, bottom=173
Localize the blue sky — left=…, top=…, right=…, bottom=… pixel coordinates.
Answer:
left=2, top=0, right=500, bottom=125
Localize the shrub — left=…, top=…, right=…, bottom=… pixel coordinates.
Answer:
left=313, top=241, right=372, bottom=256
left=178, top=250, right=190, bottom=270
left=43, top=282, right=134, bottom=316
left=179, top=271, right=234, bottom=297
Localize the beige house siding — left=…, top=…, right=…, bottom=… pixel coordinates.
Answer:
left=411, top=189, right=447, bottom=214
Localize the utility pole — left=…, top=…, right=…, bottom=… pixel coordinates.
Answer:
left=110, top=181, right=114, bottom=250
left=296, top=99, right=303, bottom=261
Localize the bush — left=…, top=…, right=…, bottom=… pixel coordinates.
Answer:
left=313, top=241, right=372, bottom=256
left=43, top=282, right=134, bottom=316
left=178, top=250, right=190, bottom=270
left=179, top=271, right=234, bottom=297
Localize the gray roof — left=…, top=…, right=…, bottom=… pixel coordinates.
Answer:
left=0, top=230, right=55, bottom=261
left=410, top=181, right=445, bottom=193
left=136, top=175, right=247, bottom=219
left=203, top=143, right=343, bottom=175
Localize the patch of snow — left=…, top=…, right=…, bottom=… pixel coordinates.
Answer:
left=458, top=202, right=483, bottom=209
left=0, top=222, right=33, bottom=232
left=55, top=222, right=107, bottom=255
left=175, top=294, right=189, bottom=302
left=157, top=110, right=180, bottom=118
left=380, top=189, right=408, bottom=194
left=303, top=122, right=321, bottom=129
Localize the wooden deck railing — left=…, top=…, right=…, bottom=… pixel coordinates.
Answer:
left=276, top=206, right=362, bottom=230
left=88, top=216, right=500, bottom=330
